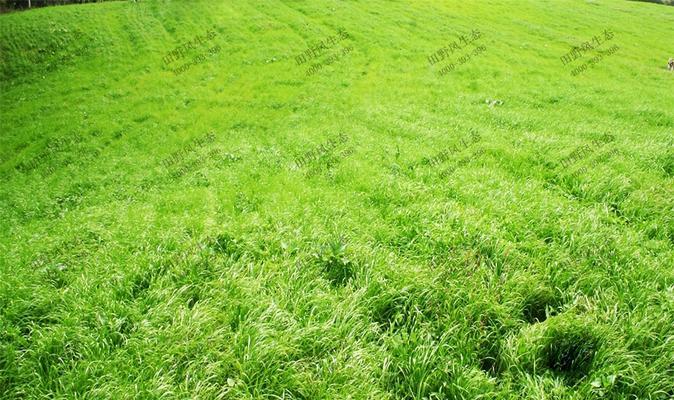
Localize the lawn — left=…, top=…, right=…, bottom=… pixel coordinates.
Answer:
left=1, top=0, right=673, bottom=398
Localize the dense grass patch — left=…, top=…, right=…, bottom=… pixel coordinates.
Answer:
left=1, top=0, right=673, bottom=398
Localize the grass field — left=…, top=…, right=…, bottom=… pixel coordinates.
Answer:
left=1, top=0, right=674, bottom=398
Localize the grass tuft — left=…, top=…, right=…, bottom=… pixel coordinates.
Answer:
left=540, top=317, right=602, bottom=382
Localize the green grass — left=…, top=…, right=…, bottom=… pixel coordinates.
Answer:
left=1, top=0, right=673, bottom=398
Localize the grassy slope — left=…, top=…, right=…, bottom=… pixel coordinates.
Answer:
left=1, top=0, right=673, bottom=398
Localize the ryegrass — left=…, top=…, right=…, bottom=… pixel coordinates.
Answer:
left=1, top=0, right=674, bottom=398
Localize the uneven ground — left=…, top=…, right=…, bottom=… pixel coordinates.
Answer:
left=1, top=0, right=673, bottom=398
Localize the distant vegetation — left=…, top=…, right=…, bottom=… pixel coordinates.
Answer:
left=630, top=0, right=674, bottom=5
left=0, top=0, right=118, bottom=13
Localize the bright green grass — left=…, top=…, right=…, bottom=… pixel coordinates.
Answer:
left=1, top=0, right=673, bottom=398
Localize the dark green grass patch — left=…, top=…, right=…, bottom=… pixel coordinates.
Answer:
left=541, top=319, right=602, bottom=382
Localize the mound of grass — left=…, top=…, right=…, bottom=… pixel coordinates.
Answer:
left=508, top=274, right=563, bottom=324
left=521, top=286, right=560, bottom=324
left=540, top=318, right=601, bottom=381
left=313, top=236, right=355, bottom=287
left=504, top=315, right=602, bottom=383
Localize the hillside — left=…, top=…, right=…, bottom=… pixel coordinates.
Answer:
left=1, top=0, right=674, bottom=398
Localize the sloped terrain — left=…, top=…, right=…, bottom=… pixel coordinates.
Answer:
left=1, top=0, right=673, bottom=398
